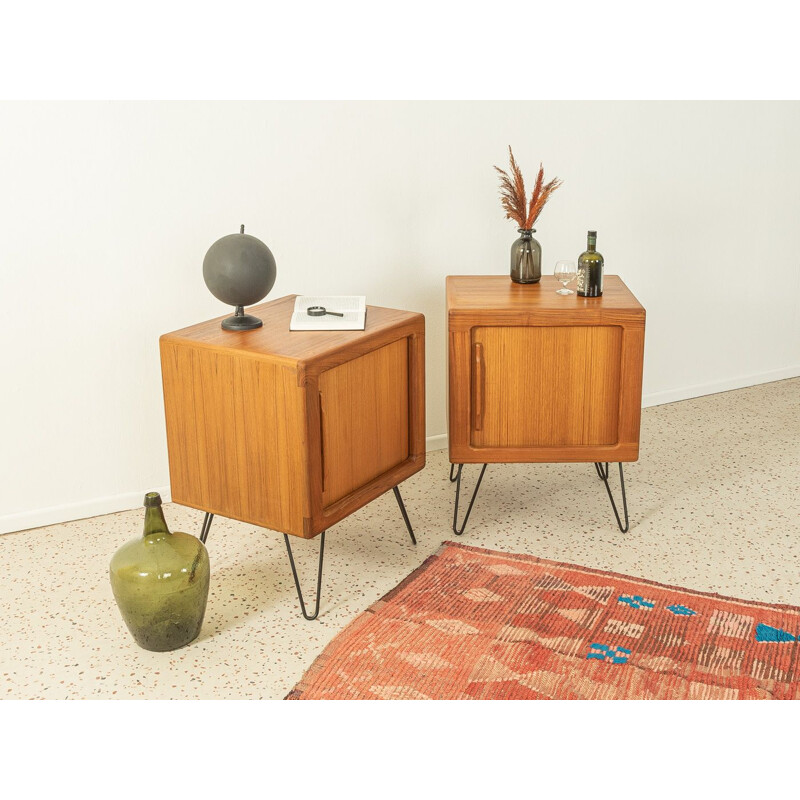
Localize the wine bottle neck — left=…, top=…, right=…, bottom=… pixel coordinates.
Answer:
left=143, top=506, right=170, bottom=536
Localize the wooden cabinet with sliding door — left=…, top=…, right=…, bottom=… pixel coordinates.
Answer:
left=447, top=275, right=645, bottom=533
left=160, top=294, right=425, bottom=618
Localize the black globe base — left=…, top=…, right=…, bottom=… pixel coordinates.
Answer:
left=221, top=306, right=263, bottom=331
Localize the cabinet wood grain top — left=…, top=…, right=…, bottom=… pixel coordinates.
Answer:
left=447, top=275, right=645, bottom=323
left=161, top=294, right=424, bottom=368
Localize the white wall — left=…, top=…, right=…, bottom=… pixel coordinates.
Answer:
left=2, top=101, right=799, bottom=534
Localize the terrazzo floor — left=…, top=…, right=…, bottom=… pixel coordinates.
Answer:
left=2, top=378, right=798, bottom=700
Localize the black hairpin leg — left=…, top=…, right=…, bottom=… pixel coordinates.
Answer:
left=452, top=463, right=488, bottom=536
left=449, top=463, right=459, bottom=482
left=595, top=462, right=629, bottom=533
left=200, top=512, right=214, bottom=544
left=392, top=486, right=417, bottom=545
left=283, top=532, right=325, bottom=621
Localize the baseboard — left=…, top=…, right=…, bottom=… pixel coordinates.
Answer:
left=641, top=365, right=800, bottom=408
left=4, top=368, right=797, bottom=536
left=425, top=433, right=448, bottom=452
left=0, top=486, right=172, bottom=536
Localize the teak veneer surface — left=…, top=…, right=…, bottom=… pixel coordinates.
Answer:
left=473, top=325, right=623, bottom=448
left=319, top=338, right=410, bottom=506
left=160, top=343, right=307, bottom=534
left=160, top=295, right=425, bottom=538
left=447, top=274, right=644, bottom=320
left=447, top=275, right=645, bottom=464
left=162, top=294, right=422, bottom=374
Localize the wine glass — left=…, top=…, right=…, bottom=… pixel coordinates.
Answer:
left=554, top=260, right=577, bottom=295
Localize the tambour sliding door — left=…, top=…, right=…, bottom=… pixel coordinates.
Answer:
left=471, top=325, right=622, bottom=449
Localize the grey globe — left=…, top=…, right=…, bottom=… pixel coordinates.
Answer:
left=203, top=227, right=277, bottom=330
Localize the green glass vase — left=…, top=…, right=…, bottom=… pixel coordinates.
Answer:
left=510, top=228, right=542, bottom=284
left=109, top=492, right=210, bottom=652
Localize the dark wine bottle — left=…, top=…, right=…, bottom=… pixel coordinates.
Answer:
left=577, top=230, right=604, bottom=297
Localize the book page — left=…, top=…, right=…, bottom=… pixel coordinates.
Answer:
left=289, top=295, right=366, bottom=331
left=294, top=296, right=365, bottom=313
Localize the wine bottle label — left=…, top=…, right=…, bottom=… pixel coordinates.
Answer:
left=577, top=268, right=587, bottom=294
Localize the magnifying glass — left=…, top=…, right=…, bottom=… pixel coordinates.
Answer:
left=307, top=306, right=344, bottom=317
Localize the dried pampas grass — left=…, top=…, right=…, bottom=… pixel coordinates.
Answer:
left=494, top=146, right=563, bottom=229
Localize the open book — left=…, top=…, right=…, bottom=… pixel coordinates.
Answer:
left=289, top=295, right=367, bottom=331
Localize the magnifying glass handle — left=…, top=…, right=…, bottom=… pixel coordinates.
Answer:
left=327, top=311, right=344, bottom=317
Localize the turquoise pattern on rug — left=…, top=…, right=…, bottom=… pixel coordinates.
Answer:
left=666, top=604, right=696, bottom=616
left=755, top=623, right=796, bottom=642
left=587, top=644, right=631, bottom=664
left=618, top=595, right=654, bottom=610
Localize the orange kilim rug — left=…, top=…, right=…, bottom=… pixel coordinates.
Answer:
left=287, top=541, right=800, bottom=700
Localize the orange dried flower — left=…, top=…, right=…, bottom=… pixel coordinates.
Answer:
left=494, top=146, right=563, bottom=229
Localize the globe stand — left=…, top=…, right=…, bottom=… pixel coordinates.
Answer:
left=221, top=305, right=263, bottom=331
left=204, top=224, right=276, bottom=332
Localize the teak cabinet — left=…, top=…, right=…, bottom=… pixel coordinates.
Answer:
left=447, top=275, right=645, bottom=464
left=160, top=295, right=425, bottom=539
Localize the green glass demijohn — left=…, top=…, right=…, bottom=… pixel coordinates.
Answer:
left=109, top=492, right=210, bottom=652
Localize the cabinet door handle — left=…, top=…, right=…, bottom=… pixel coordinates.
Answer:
left=319, top=392, right=326, bottom=493
left=473, top=342, right=484, bottom=431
